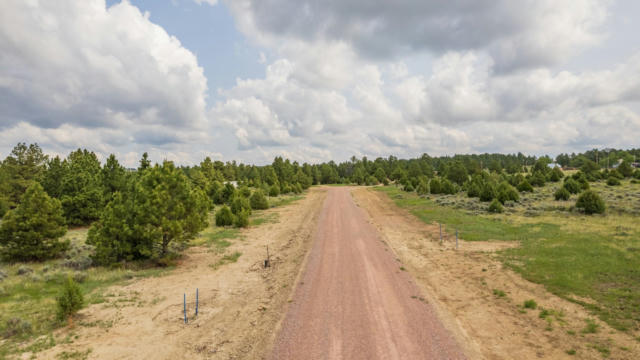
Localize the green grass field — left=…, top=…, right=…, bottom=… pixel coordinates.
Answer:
left=378, top=184, right=640, bottom=333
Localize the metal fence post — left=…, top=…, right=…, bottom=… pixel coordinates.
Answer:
left=183, top=293, right=187, bottom=324
left=456, top=229, right=459, bottom=250
left=195, top=288, right=199, bottom=316
left=439, top=223, right=442, bottom=244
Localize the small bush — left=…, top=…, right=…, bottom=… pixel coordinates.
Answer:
left=403, top=183, right=414, bottom=192
left=517, top=180, right=534, bottom=193
left=268, top=184, right=280, bottom=197
left=466, top=182, right=481, bottom=198
left=0, top=269, right=7, bottom=281
left=17, top=266, right=33, bottom=276
left=479, top=183, right=496, bottom=202
left=523, top=299, right=538, bottom=309
left=72, top=271, right=87, bottom=284
left=529, top=171, right=546, bottom=187
left=562, top=178, right=581, bottom=194
left=234, top=209, right=250, bottom=228
left=554, top=187, right=571, bottom=201
left=609, top=169, right=624, bottom=179
left=250, top=190, right=269, bottom=210
left=493, top=289, right=506, bottom=297
left=429, top=178, right=442, bottom=194
left=56, top=276, right=84, bottom=322
left=497, top=183, right=519, bottom=203
left=606, top=177, right=621, bottom=186
left=488, top=199, right=503, bottom=213
left=576, top=190, right=605, bottom=215
left=63, top=243, right=94, bottom=270
left=230, top=195, right=251, bottom=215
left=1, top=318, right=32, bottom=339
left=549, top=167, right=564, bottom=182
left=215, top=205, right=235, bottom=226
left=416, top=180, right=429, bottom=195
left=238, top=186, right=251, bottom=198
left=441, top=179, right=457, bottom=195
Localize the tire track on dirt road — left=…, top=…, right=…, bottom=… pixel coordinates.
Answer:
left=270, top=187, right=466, bottom=359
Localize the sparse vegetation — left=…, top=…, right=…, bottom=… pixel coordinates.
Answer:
left=211, top=251, right=242, bottom=270
left=582, top=319, right=600, bottom=334
left=523, top=299, right=537, bottom=309
left=378, top=184, right=640, bottom=333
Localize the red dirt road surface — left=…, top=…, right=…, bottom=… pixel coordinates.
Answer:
left=270, top=187, right=466, bottom=359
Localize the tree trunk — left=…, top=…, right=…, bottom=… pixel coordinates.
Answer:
left=162, top=233, right=169, bottom=256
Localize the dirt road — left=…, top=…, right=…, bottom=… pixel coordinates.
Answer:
left=271, top=187, right=466, bottom=359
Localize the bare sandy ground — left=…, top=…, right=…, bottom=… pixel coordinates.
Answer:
left=37, top=187, right=327, bottom=360
left=271, top=187, right=465, bottom=359
left=352, top=187, right=640, bottom=360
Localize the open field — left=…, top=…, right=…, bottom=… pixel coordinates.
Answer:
left=369, top=185, right=640, bottom=358
left=0, top=192, right=316, bottom=359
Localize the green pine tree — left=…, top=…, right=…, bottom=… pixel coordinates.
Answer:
left=60, top=149, right=104, bottom=225
left=0, top=183, right=68, bottom=261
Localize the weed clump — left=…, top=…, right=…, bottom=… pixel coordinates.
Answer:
left=582, top=319, right=599, bottom=334
left=523, top=299, right=538, bottom=309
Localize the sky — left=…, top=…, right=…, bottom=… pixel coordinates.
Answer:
left=1, top=0, right=639, bottom=167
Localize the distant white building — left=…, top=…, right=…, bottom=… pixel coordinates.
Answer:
left=547, top=163, right=560, bottom=169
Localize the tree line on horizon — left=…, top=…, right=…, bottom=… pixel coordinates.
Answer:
left=1, top=142, right=639, bottom=265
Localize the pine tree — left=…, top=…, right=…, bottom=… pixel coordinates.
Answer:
left=139, top=161, right=209, bottom=256
left=0, top=143, right=48, bottom=209
left=101, top=154, right=127, bottom=203
left=56, top=276, right=83, bottom=322
left=0, top=183, right=68, bottom=261
left=40, top=155, right=67, bottom=199
left=250, top=190, right=269, bottom=210
left=88, top=161, right=208, bottom=263
left=60, top=149, right=104, bottom=225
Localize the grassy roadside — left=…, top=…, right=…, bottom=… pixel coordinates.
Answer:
left=376, top=186, right=640, bottom=333
left=0, top=191, right=307, bottom=358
